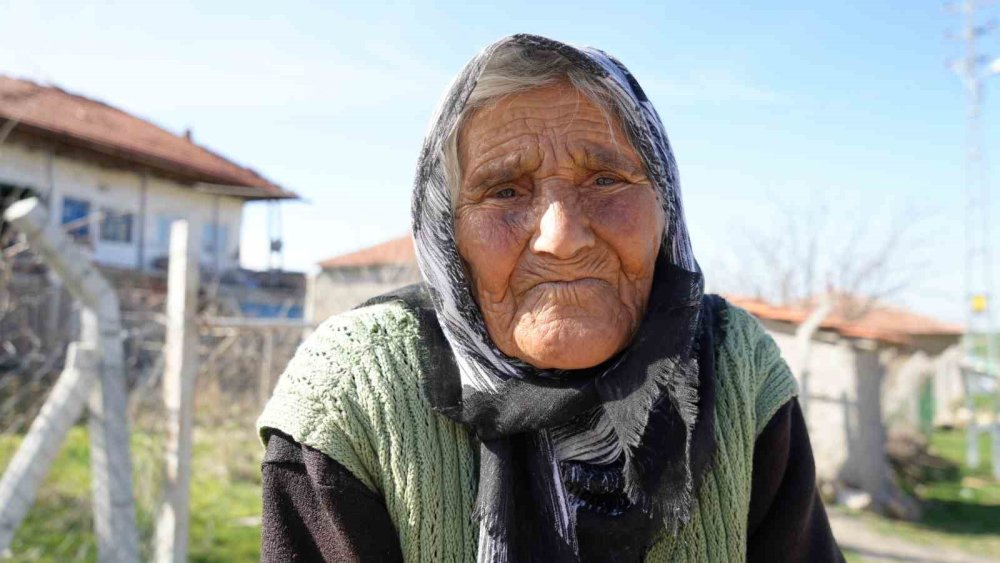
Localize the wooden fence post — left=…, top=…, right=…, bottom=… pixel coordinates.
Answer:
left=258, top=329, right=275, bottom=409
left=154, top=220, right=200, bottom=563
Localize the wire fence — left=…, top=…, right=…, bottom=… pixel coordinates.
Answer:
left=0, top=182, right=433, bottom=561
left=0, top=235, right=306, bottom=561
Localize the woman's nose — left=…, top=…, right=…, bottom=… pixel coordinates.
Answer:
left=530, top=192, right=595, bottom=260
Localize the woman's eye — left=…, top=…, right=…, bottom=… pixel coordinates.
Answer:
left=493, top=187, right=517, bottom=199
left=594, top=176, right=618, bottom=187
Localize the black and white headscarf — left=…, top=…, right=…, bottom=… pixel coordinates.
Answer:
left=410, top=34, right=716, bottom=562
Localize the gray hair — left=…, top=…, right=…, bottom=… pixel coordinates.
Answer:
left=441, top=43, right=638, bottom=204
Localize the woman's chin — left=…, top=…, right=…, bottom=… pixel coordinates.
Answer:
left=511, top=320, right=627, bottom=370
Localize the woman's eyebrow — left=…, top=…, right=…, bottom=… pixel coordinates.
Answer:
left=464, top=152, right=526, bottom=191
left=577, top=144, right=644, bottom=175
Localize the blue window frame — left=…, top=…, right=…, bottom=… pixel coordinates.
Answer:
left=61, top=197, right=91, bottom=241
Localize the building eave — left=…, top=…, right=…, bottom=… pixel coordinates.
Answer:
left=2, top=119, right=297, bottom=201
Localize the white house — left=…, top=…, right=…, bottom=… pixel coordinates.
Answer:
left=0, top=75, right=296, bottom=273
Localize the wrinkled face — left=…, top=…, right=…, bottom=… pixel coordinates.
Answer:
left=454, top=82, right=664, bottom=370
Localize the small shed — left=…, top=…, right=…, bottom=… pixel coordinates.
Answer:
left=727, top=295, right=963, bottom=517
left=308, top=236, right=421, bottom=322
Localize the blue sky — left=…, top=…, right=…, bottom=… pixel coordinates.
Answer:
left=0, top=0, right=989, bottom=321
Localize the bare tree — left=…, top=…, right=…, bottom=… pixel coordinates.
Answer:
left=713, top=194, right=931, bottom=319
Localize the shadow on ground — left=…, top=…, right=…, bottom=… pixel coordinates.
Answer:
left=919, top=499, right=1000, bottom=537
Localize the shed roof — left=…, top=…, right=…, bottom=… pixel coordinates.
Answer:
left=318, top=235, right=415, bottom=268
left=725, top=295, right=963, bottom=346
left=0, top=75, right=295, bottom=200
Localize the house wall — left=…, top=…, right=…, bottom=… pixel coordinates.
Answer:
left=0, top=141, right=243, bottom=271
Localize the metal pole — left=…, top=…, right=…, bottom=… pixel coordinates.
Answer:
left=136, top=170, right=148, bottom=271
left=3, top=198, right=139, bottom=562
left=952, top=0, right=997, bottom=471
left=0, top=343, right=97, bottom=550
left=963, top=367, right=981, bottom=467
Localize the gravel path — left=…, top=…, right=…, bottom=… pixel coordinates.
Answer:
left=828, top=511, right=994, bottom=563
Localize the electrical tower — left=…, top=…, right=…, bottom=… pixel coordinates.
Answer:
left=951, top=0, right=1000, bottom=479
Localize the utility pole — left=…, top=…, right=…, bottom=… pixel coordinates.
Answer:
left=950, top=0, right=1000, bottom=479
left=267, top=200, right=284, bottom=272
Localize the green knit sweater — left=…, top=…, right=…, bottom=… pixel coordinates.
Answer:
left=257, top=300, right=797, bottom=562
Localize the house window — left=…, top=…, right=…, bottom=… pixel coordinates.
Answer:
left=61, top=197, right=92, bottom=241
left=202, top=222, right=229, bottom=256
left=100, top=208, right=134, bottom=243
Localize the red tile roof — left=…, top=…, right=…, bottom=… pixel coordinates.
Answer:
left=317, top=236, right=962, bottom=346
left=0, top=75, right=295, bottom=200
left=725, top=295, right=963, bottom=346
left=318, top=235, right=416, bottom=268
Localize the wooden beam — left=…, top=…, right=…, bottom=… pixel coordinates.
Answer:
left=201, top=316, right=315, bottom=330
left=154, top=220, right=200, bottom=563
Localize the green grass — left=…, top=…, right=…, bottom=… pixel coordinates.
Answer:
left=931, top=427, right=995, bottom=476
left=0, top=424, right=264, bottom=562
left=0, top=427, right=97, bottom=560
left=187, top=425, right=262, bottom=563
left=6, top=425, right=998, bottom=561
left=840, top=547, right=864, bottom=563
left=839, top=428, right=1000, bottom=558
left=972, top=392, right=997, bottom=413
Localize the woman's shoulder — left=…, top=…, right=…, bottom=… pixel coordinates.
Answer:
left=715, top=299, right=767, bottom=350
left=291, top=302, right=420, bottom=388
left=715, top=299, right=783, bottom=365
left=316, top=299, right=424, bottom=350
left=258, top=297, right=473, bottom=497
left=713, top=297, right=799, bottom=436
left=275, top=300, right=425, bottom=400
left=256, top=301, right=429, bottom=476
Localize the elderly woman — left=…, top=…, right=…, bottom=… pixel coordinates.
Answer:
left=258, top=34, right=842, bottom=562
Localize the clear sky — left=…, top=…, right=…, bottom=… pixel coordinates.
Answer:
left=0, top=0, right=990, bottom=321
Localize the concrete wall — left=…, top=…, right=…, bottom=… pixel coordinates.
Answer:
left=931, top=345, right=964, bottom=427
left=762, top=317, right=944, bottom=517
left=0, top=141, right=243, bottom=271
left=763, top=319, right=860, bottom=483
left=881, top=350, right=932, bottom=433
left=306, top=265, right=422, bottom=323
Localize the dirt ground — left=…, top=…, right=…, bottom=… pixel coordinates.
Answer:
left=829, top=511, right=994, bottom=563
